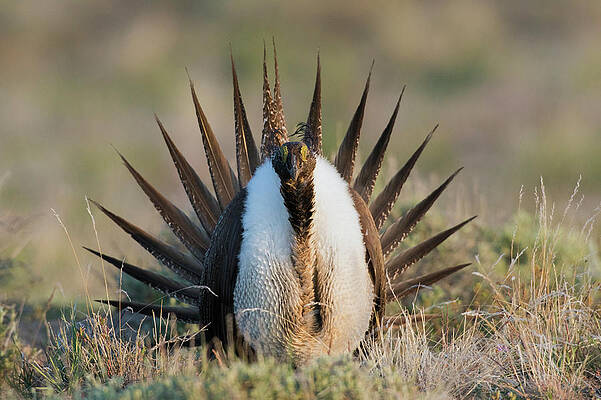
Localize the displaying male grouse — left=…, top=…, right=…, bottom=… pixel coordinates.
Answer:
left=87, top=45, right=474, bottom=365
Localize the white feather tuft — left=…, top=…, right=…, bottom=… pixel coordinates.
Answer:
left=234, top=157, right=373, bottom=360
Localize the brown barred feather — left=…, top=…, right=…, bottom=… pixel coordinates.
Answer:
left=85, top=247, right=201, bottom=305
left=272, top=38, right=288, bottom=138
left=117, top=150, right=209, bottom=260
left=380, top=167, right=463, bottom=258
left=334, top=62, right=372, bottom=183
left=88, top=199, right=202, bottom=283
left=353, top=87, right=404, bottom=203
left=260, top=44, right=287, bottom=159
left=387, top=263, right=471, bottom=299
left=369, top=125, right=438, bottom=230
left=385, top=216, right=476, bottom=278
left=189, top=78, right=238, bottom=210
left=231, top=52, right=260, bottom=186
left=305, top=53, right=322, bottom=154
left=95, top=300, right=201, bottom=323
left=155, top=116, right=221, bottom=234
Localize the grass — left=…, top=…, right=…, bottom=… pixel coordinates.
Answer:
left=0, top=180, right=600, bottom=399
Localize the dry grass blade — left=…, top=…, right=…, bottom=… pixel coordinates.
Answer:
left=383, top=313, right=442, bottom=328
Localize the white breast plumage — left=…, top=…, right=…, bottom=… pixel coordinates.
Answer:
left=234, top=157, right=374, bottom=359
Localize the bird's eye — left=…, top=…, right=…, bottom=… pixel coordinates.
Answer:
left=300, top=144, right=308, bottom=161
left=280, top=145, right=288, bottom=162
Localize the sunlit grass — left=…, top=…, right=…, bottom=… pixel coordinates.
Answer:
left=1, top=181, right=599, bottom=399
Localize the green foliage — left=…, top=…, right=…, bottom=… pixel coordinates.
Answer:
left=0, top=304, right=20, bottom=387
left=39, top=357, right=442, bottom=400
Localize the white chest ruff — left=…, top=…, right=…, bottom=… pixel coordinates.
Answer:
left=234, top=158, right=374, bottom=359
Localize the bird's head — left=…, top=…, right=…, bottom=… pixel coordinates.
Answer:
left=272, top=141, right=316, bottom=184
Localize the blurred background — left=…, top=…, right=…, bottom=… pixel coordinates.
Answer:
left=1, top=0, right=600, bottom=303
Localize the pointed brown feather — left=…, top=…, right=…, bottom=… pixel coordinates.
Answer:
left=350, top=190, right=386, bottom=327
left=85, top=247, right=200, bottom=305
left=272, top=38, right=287, bottom=137
left=201, top=189, right=246, bottom=346
left=96, top=300, right=200, bottom=323
left=353, top=87, right=404, bottom=203
left=189, top=79, right=238, bottom=210
left=89, top=199, right=202, bottom=282
left=231, top=53, right=260, bottom=186
left=260, top=44, right=286, bottom=159
left=380, top=167, right=463, bottom=258
left=334, top=63, right=372, bottom=183
left=387, top=263, right=471, bottom=299
left=155, top=116, right=220, bottom=234
left=385, top=216, right=476, bottom=278
left=370, top=125, right=438, bottom=230
left=117, top=150, right=209, bottom=260
left=305, top=53, right=322, bottom=154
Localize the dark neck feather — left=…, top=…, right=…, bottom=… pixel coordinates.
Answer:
left=281, top=178, right=314, bottom=236
left=280, top=176, right=322, bottom=333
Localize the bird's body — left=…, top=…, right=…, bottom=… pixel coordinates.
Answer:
left=235, top=158, right=373, bottom=361
left=88, top=44, right=474, bottom=365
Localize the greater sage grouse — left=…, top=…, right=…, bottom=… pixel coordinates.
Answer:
left=88, top=46, right=474, bottom=365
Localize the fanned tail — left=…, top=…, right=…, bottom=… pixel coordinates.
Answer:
left=344, top=63, right=473, bottom=306
left=92, top=50, right=475, bottom=346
